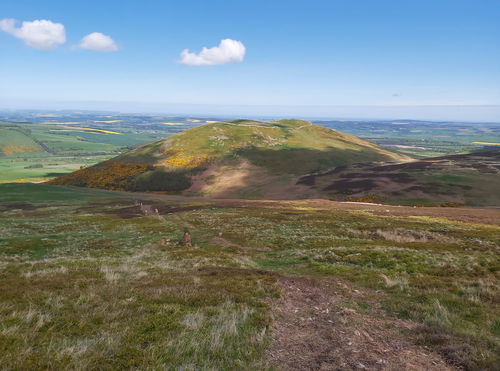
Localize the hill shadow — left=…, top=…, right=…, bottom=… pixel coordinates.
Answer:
left=235, top=147, right=396, bottom=176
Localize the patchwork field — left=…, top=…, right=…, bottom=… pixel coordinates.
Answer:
left=0, top=184, right=498, bottom=369
left=0, top=120, right=169, bottom=183
left=317, top=120, right=500, bottom=158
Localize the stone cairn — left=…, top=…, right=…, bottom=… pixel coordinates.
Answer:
left=139, top=202, right=153, bottom=216
left=183, top=229, right=192, bottom=247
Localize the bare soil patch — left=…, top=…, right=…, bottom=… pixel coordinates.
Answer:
left=2, top=202, right=43, bottom=210
left=267, top=276, right=453, bottom=370
left=99, top=205, right=143, bottom=218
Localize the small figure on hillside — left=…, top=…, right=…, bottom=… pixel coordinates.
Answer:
left=183, top=228, right=192, bottom=247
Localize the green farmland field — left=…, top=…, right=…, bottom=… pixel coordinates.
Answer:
left=0, top=121, right=164, bottom=182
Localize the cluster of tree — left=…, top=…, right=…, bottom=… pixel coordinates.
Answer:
left=23, top=164, right=44, bottom=169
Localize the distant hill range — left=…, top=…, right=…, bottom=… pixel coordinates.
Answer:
left=48, top=119, right=499, bottom=205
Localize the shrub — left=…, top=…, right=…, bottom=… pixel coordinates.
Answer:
left=131, top=170, right=192, bottom=192
left=48, top=161, right=152, bottom=190
left=24, top=164, right=43, bottom=169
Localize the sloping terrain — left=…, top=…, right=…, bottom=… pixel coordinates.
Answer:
left=0, top=184, right=499, bottom=369
left=0, top=126, right=44, bottom=156
left=298, top=149, right=500, bottom=206
left=48, top=119, right=409, bottom=198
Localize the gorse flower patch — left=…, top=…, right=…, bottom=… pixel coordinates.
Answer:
left=49, top=161, right=152, bottom=190
left=163, top=151, right=208, bottom=169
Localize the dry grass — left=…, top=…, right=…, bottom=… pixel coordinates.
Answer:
left=379, top=273, right=409, bottom=290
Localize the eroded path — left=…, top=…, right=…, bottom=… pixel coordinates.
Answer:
left=267, top=277, right=453, bottom=371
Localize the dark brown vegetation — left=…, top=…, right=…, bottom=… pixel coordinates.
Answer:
left=299, top=149, right=500, bottom=206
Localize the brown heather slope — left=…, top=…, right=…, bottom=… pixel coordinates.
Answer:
left=297, top=149, right=500, bottom=206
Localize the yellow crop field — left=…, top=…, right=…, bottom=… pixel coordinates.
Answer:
left=472, top=141, right=500, bottom=146
left=80, top=128, right=122, bottom=135
left=161, top=122, right=186, bottom=126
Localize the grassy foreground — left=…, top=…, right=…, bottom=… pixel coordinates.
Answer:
left=0, top=184, right=498, bottom=369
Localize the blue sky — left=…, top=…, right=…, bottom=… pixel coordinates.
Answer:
left=1, top=0, right=499, bottom=121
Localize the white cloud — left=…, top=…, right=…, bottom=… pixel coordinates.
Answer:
left=78, top=32, right=118, bottom=51
left=0, top=18, right=66, bottom=49
left=179, top=38, right=245, bottom=66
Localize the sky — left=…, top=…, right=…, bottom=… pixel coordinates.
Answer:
left=1, top=0, right=500, bottom=121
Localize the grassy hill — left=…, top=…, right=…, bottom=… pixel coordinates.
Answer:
left=48, top=119, right=409, bottom=197
left=300, top=149, right=500, bottom=206
left=0, top=183, right=498, bottom=369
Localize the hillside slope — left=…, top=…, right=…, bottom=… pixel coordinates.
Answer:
left=49, top=119, right=409, bottom=198
left=298, top=149, right=500, bottom=206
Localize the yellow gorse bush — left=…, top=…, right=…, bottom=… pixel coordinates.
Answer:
left=49, top=161, right=151, bottom=190
left=164, top=151, right=208, bottom=168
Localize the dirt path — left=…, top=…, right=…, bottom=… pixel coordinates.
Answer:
left=267, top=276, right=454, bottom=371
